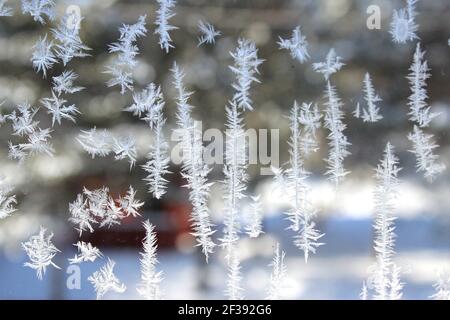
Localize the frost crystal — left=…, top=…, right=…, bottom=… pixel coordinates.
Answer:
left=407, top=43, right=437, bottom=128
left=245, top=195, right=263, bottom=238
left=361, top=73, right=383, bottom=123
left=366, top=143, right=403, bottom=300
left=113, top=135, right=137, bottom=169
left=125, top=83, right=164, bottom=126
left=0, top=177, right=17, bottom=219
left=69, top=193, right=95, bottom=236
left=278, top=26, right=309, bottom=63
left=171, top=64, right=216, bottom=260
left=323, top=81, right=351, bottom=186
left=106, top=15, right=147, bottom=94
left=52, top=71, right=84, bottom=96
left=22, top=226, right=60, bottom=280
left=390, top=0, right=419, bottom=44
left=225, top=249, right=244, bottom=300
left=274, top=102, right=324, bottom=262
left=137, top=220, right=164, bottom=300
left=118, top=186, right=144, bottom=217
left=154, top=0, right=177, bottom=53
left=41, top=91, right=80, bottom=126
left=51, top=12, right=91, bottom=66
left=69, top=241, right=102, bottom=264
left=142, top=107, right=170, bottom=199
left=0, top=0, right=13, bottom=16
left=31, top=35, right=56, bottom=78
left=313, top=48, right=344, bottom=80
left=77, top=127, right=113, bottom=158
left=408, top=126, right=445, bottom=182
left=21, top=0, right=55, bottom=24
left=230, top=39, right=264, bottom=111
left=88, top=259, right=126, bottom=300
left=266, top=243, right=287, bottom=300
left=298, top=102, right=322, bottom=156
left=198, top=20, right=221, bottom=46
left=430, top=270, right=450, bottom=300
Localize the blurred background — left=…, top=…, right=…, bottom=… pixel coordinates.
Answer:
left=0, top=0, right=450, bottom=299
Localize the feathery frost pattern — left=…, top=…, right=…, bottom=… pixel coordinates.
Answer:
left=21, top=226, right=60, bottom=280
left=137, top=220, right=164, bottom=300
left=69, top=186, right=143, bottom=235
left=245, top=195, right=263, bottom=238
left=51, top=12, right=91, bottom=66
left=430, top=270, right=450, bottom=300
left=365, top=143, right=403, bottom=300
left=313, top=48, right=344, bottom=80
left=323, top=81, right=351, bottom=186
left=69, top=241, right=102, bottom=264
left=298, top=102, right=322, bottom=156
left=266, top=243, right=287, bottom=300
left=220, top=101, right=247, bottom=260
left=106, top=16, right=147, bottom=94
left=31, top=35, right=56, bottom=78
left=154, top=0, right=177, bottom=53
left=171, top=63, right=216, bottom=259
left=52, top=70, right=84, bottom=95
left=274, top=102, right=324, bottom=262
left=390, top=0, right=419, bottom=44
left=229, top=39, right=264, bottom=111
left=408, top=126, right=445, bottom=183
left=278, top=26, right=309, bottom=63
left=125, top=83, right=164, bottom=125
left=21, top=0, right=55, bottom=24
left=41, top=91, right=80, bottom=126
left=225, top=249, right=244, bottom=300
left=88, top=259, right=126, bottom=300
left=361, top=73, right=382, bottom=123
left=407, top=43, right=436, bottom=128
left=198, top=20, right=221, bottom=46
left=0, top=177, right=17, bottom=219
left=142, top=105, right=170, bottom=199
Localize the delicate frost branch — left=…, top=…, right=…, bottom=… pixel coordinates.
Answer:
left=142, top=107, right=170, bottom=199
left=360, top=282, right=368, bottom=300
left=0, top=0, right=13, bottom=16
left=225, top=249, right=244, bottom=300
left=125, top=83, right=164, bottom=126
left=198, top=20, right=221, bottom=46
left=88, top=259, right=126, bottom=300
left=154, top=0, right=177, bottom=53
left=390, top=0, right=419, bottom=44
left=21, top=226, right=60, bottom=280
left=51, top=12, right=91, bottom=66
left=313, top=48, right=344, bottom=80
left=323, top=81, right=351, bottom=186
left=230, top=39, right=264, bottom=111
left=298, top=102, right=322, bottom=156
left=31, top=35, right=56, bottom=78
left=245, top=195, right=263, bottom=238
left=137, top=220, right=164, bottom=300
left=353, top=103, right=361, bottom=119
left=69, top=241, right=102, bottom=264
left=430, top=270, right=450, bottom=300
left=266, top=243, right=287, bottom=300
left=171, top=64, right=216, bottom=260
left=278, top=26, right=309, bottom=63
left=0, top=177, right=17, bottom=219
left=41, top=91, right=80, bottom=126
left=106, top=15, right=147, bottom=94
left=407, top=43, right=436, bottom=128
left=52, top=70, right=84, bottom=96
left=366, top=143, right=403, bottom=300
left=77, top=127, right=113, bottom=158
left=408, top=126, right=445, bottom=182
left=113, top=135, right=137, bottom=169
left=118, top=186, right=144, bottom=218
left=69, top=193, right=95, bottom=236
left=274, top=102, right=324, bottom=262
left=21, top=0, right=55, bottom=24
left=361, top=73, right=383, bottom=123
left=220, top=101, right=247, bottom=261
